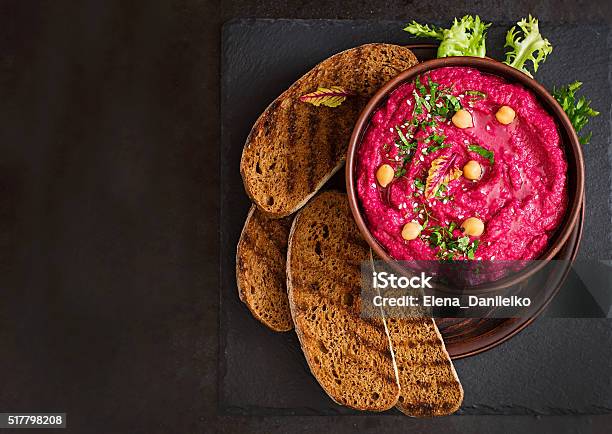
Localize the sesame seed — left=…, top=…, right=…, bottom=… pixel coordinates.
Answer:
left=491, top=256, right=495, bottom=260
left=419, top=155, right=424, bottom=162
left=371, top=183, right=377, bottom=188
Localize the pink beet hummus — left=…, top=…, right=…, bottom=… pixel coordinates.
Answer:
left=356, top=67, right=567, bottom=261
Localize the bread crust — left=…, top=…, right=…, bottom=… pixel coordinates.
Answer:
left=236, top=205, right=294, bottom=332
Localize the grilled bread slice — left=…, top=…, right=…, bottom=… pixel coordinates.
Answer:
left=236, top=205, right=293, bottom=332
left=368, top=254, right=464, bottom=416
left=388, top=317, right=464, bottom=416
left=287, top=191, right=400, bottom=411
left=241, top=44, right=418, bottom=217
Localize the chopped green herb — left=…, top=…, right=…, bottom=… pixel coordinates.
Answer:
left=423, top=143, right=450, bottom=155
left=467, top=144, right=494, bottom=164
left=424, top=223, right=480, bottom=260
left=552, top=81, right=599, bottom=145
left=393, top=125, right=418, bottom=178
left=395, top=126, right=412, bottom=148
left=411, top=76, right=463, bottom=121
left=415, top=75, right=428, bottom=96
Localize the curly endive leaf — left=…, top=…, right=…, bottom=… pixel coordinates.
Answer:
left=404, top=16, right=491, bottom=58
left=403, top=21, right=444, bottom=40
left=299, top=86, right=351, bottom=107
left=425, top=154, right=462, bottom=199
left=503, top=15, right=552, bottom=78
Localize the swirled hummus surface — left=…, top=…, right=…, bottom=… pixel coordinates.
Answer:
left=356, top=67, right=567, bottom=261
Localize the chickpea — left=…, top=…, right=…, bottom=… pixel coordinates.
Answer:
left=463, top=160, right=483, bottom=181
left=495, top=105, right=516, bottom=125
left=451, top=109, right=473, bottom=129
left=461, top=217, right=484, bottom=237
left=401, top=221, right=422, bottom=241
left=376, top=164, right=395, bottom=187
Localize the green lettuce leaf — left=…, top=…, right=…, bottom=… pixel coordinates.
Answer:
left=552, top=81, right=600, bottom=144
left=404, top=15, right=491, bottom=58
left=503, top=15, right=552, bottom=77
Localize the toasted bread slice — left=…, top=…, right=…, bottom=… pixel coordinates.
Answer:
left=287, top=191, right=400, bottom=411
left=236, top=205, right=293, bottom=332
left=368, top=254, right=464, bottom=416
left=241, top=44, right=418, bottom=217
left=388, top=317, right=464, bottom=416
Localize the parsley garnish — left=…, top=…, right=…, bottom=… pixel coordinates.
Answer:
left=552, top=81, right=600, bottom=145
left=467, top=144, right=494, bottom=164
left=393, top=126, right=417, bottom=178
left=413, top=75, right=463, bottom=120
left=425, top=223, right=480, bottom=260
left=424, top=143, right=450, bottom=155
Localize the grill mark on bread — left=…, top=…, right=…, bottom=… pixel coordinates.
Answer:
left=241, top=44, right=419, bottom=217
left=306, top=109, right=318, bottom=193
left=324, top=65, right=344, bottom=165
left=236, top=206, right=293, bottom=332
left=250, top=212, right=288, bottom=253
left=390, top=316, right=464, bottom=416
left=292, top=287, right=390, bottom=346
left=397, top=359, right=452, bottom=368
left=239, top=232, right=285, bottom=270
left=396, top=337, right=451, bottom=348
left=299, top=326, right=394, bottom=365
left=262, top=99, right=281, bottom=137
left=285, top=105, right=298, bottom=196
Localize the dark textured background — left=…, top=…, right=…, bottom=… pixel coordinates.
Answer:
left=0, top=1, right=610, bottom=433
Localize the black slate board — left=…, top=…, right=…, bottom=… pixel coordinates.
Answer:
left=220, top=19, right=612, bottom=416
